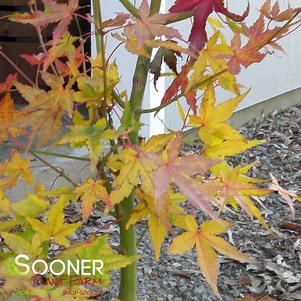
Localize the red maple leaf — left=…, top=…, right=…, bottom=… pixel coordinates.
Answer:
left=160, top=64, right=197, bottom=114
left=169, top=0, right=249, bottom=52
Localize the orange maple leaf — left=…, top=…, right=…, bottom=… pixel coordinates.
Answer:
left=169, top=215, right=255, bottom=295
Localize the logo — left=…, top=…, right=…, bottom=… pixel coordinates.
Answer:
left=7, top=254, right=104, bottom=276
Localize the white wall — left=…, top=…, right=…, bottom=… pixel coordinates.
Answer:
left=96, top=0, right=301, bottom=136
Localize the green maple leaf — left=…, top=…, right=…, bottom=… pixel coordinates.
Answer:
left=62, top=234, right=139, bottom=287
left=57, top=111, right=116, bottom=170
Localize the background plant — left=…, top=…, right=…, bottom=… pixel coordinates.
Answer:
left=0, top=0, right=301, bottom=300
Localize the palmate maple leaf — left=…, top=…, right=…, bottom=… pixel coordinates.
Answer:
left=1, top=232, right=42, bottom=258
left=75, top=178, right=113, bottom=219
left=74, top=53, right=120, bottom=104
left=126, top=0, right=181, bottom=48
left=108, top=133, right=175, bottom=205
left=169, top=0, right=249, bottom=52
left=160, top=31, right=239, bottom=114
left=168, top=215, right=254, bottom=295
left=145, top=133, right=220, bottom=222
left=9, top=0, right=78, bottom=44
left=227, top=32, right=267, bottom=74
left=261, top=0, right=300, bottom=22
left=0, top=192, right=50, bottom=232
left=27, top=199, right=81, bottom=247
left=0, top=75, right=25, bottom=142
left=160, top=64, right=198, bottom=114
left=188, top=85, right=263, bottom=159
left=57, top=111, right=116, bottom=171
left=127, top=189, right=187, bottom=261
left=228, top=1, right=301, bottom=74
left=62, top=234, right=139, bottom=288
left=211, top=162, right=273, bottom=232
left=0, top=153, right=33, bottom=192
left=14, top=72, right=77, bottom=146
left=187, top=31, right=239, bottom=94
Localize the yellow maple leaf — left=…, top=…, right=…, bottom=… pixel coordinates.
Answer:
left=0, top=74, right=25, bottom=142
left=126, top=189, right=186, bottom=260
left=188, top=31, right=238, bottom=94
left=1, top=232, right=42, bottom=257
left=27, top=199, right=81, bottom=247
left=0, top=152, right=33, bottom=191
left=108, top=133, right=175, bottom=204
left=75, top=178, right=113, bottom=219
left=212, top=162, right=273, bottom=232
left=189, top=85, right=263, bottom=158
left=168, top=215, right=255, bottom=295
left=0, top=192, right=49, bottom=232
left=15, top=72, right=77, bottom=146
left=74, top=52, right=120, bottom=104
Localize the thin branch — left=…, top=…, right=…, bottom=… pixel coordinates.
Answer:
left=0, top=51, right=36, bottom=86
left=29, top=151, right=78, bottom=187
left=140, top=68, right=227, bottom=114
left=74, top=15, right=87, bottom=73
left=0, top=142, right=78, bottom=186
left=0, top=143, right=89, bottom=161
left=150, top=0, right=162, bottom=14
left=36, top=27, right=58, bottom=75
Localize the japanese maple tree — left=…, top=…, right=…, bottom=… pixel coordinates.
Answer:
left=0, top=0, right=301, bottom=300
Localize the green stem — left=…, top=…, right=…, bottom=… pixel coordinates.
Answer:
left=92, top=0, right=101, bottom=53
left=167, top=11, right=194, bottom=24
left=119, top=0, right=140, bottom=19
left=118, top=1, right=162, bottom=300
left=93, top=0, right=108, bottom=111
left=130, top=55, right=152, bottom=124
left=99, top=2, right=108, bottom=105
left=150, top=0, right=162, bottom=14
left=112, top=89, right=125, bottom=108
left=118, top=195, right=137, bottom=301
